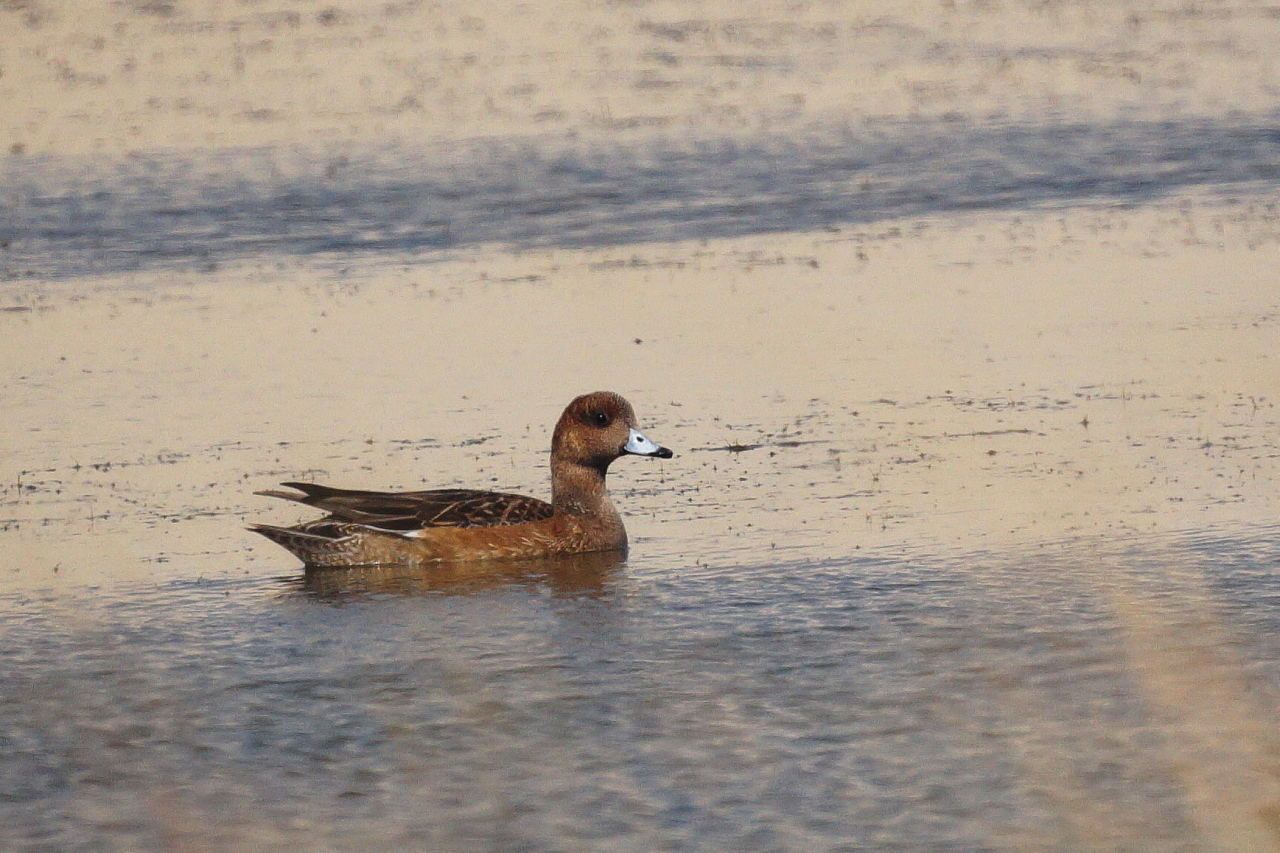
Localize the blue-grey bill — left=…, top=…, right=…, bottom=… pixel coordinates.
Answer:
left=625, top=428, right=673, bottom=459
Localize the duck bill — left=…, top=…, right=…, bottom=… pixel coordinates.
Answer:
left=624, top=428, right=674, bottom=459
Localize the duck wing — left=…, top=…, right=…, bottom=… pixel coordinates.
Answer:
left=256, top=481, right=554, bottom=531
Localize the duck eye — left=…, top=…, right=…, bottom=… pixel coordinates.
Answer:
left=591, top=411, right=610, bottom=427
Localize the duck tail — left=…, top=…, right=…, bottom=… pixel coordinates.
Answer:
left=248, top=523, right=351, bottom=566
left=253, top=485, right=311, bottom=504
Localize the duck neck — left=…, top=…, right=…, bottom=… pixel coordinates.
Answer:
left=551, top=459, right=616, bottom=519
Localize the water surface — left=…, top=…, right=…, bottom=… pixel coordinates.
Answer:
left=3, top=1, right=1280, bottom=848
left=5, top=115, right=1280, bottom=280
left=3, top=526, right=1277, bottom=851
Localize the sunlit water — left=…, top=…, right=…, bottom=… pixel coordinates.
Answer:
left=2, top=147, right=1278, bottom=847
left=2, top=526, right=1277, bottom=851
left=2, top=137, right=1279, bottom=847
left=3, top=7, right=1280, bottom=847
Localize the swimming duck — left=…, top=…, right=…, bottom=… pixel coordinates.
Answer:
left=250, top=391, right=672, bottom=567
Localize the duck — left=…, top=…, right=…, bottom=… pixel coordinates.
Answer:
left=250, top=391, right=673, bottom=567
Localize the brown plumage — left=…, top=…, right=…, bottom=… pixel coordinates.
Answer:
left=250, top=392, right=672, bottom=568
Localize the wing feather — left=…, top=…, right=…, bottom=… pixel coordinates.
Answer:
left=256, top=482, right=554, bottom=530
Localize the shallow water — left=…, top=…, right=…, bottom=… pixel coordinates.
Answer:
left=6, top=0, right=1280, bottom=282
left=5, top=115, right=1280, bottom=280
left=2, top=526, right=1278, bottom=851
left=2, top=197, right=1278, bottom=849
left=3, top=0, right=1280, bottom=848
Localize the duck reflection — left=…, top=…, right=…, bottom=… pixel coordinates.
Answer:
left=282, top=549, right=625, bottom=600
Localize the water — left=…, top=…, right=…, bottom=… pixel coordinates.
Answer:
left=4, top=114, right=1280, bottom=281
left=2, top=528, right=1277, bottom=850
left=3, top=2, right=1280, bottom=847
left=3, top=194, right=1278, bottom=846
